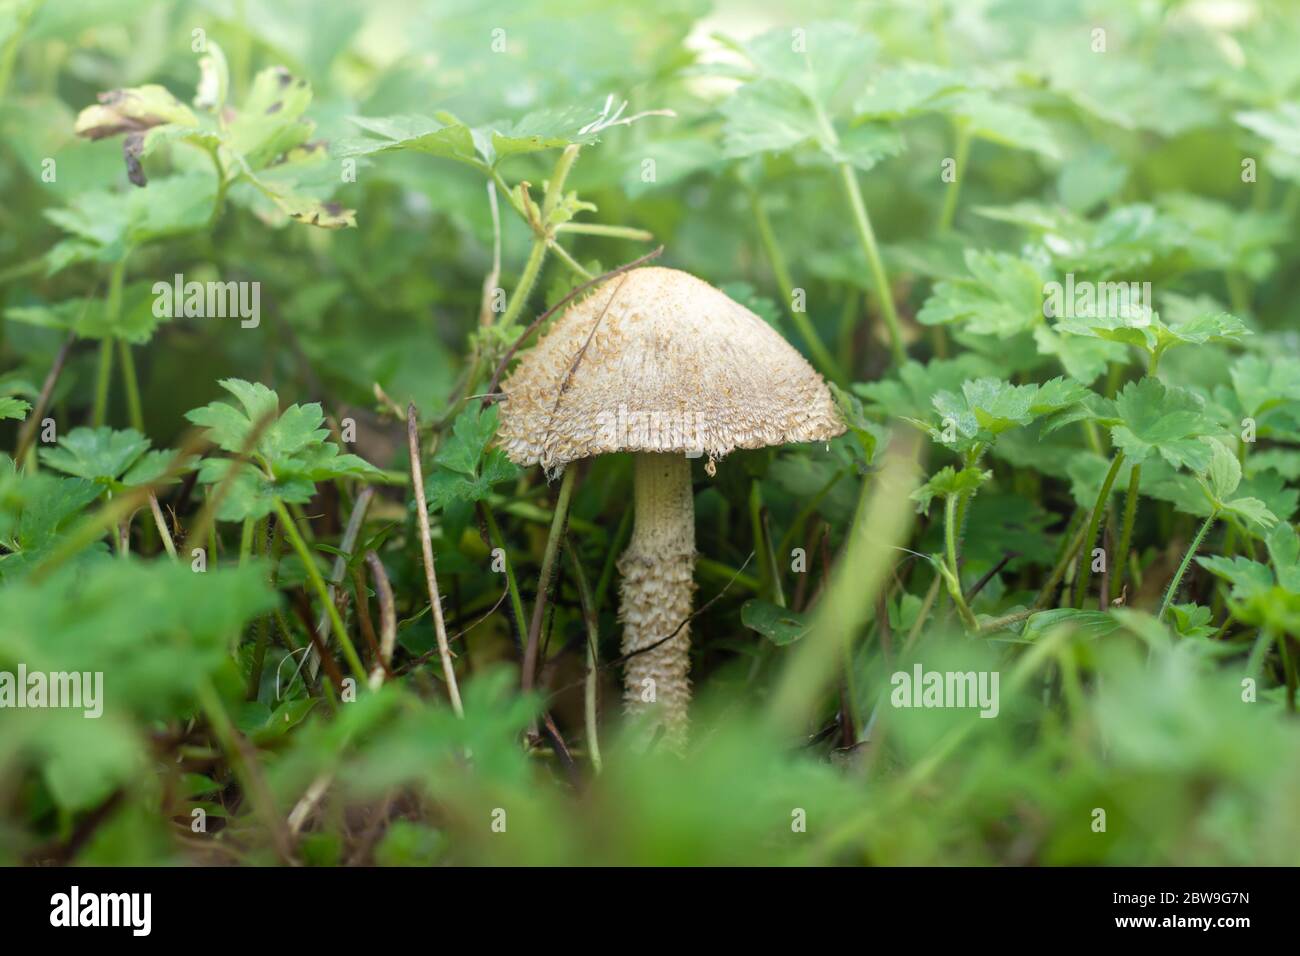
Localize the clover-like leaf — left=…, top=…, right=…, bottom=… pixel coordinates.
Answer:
left=1110, top=378, right=1216, bottom=472
left=917, top=250, right=1044, bottom=337
left=423, top=405, right=520, bottom=513
left=40, top=427, right=151, bottom=483
left=0, top=397, right=31, bottom=421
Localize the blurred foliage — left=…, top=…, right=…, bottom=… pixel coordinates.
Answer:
left=1, top=0, right=1299, bottom=866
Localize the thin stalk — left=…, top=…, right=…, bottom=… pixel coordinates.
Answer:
left=943, top=494, right=978, bottom=630
left=1074, top=452, right=1125, bottom=608
left=148, top=492, right=177, bottom=558
left=92, top=257, right=128, bottom=427
left=273, top=498, right=367, bottom=683
left=498, top=238, right=547, bottom=331
left=555, top=222, right=653, bottom=241
left=595, top=504, right=633, bottom=609
left=566, top=539, right=602, bottom=773
left=937, top=119, right=971, bottom=232
left=480, top=502, right=528, bottom=646
left=1111, top=463, right=1141, bottom=601
left=406, top=404, right=464, bottom=716
left=838, top=163, right=905, bottom=366
left=751, top=193, right=845, bottom=383
left=1158, top=511, right=1217, bottom=623
left=91, top=340, right=113, bottom=428
left=521, top=465, right=578, bottom=692
left=238, top=516, right=255, bottom=565
left=117, top=339, right=144, bottom=433
left=247, top=518, right=273, bottom=700
left=1036, top=508, right=1090, bottom=610
left=365, top=551, right=398, bottom=690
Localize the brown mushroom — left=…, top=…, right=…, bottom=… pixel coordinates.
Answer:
left=497, top=266, right=843, bottom=745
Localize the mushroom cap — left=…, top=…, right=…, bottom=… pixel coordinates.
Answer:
left=497, top=266, right=845, bottom=470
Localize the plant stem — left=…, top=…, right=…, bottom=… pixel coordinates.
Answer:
left=1158, top=511, right=1217, bottom=623
left=751, top=193, right=845, bottom=383
left=838, top=163, right=905, bottom=366
left=566, top=539, right=602, bottom=773
left=93, top=256, right=128, bottom=428
left=937, top=119, right=971, bottom=232
left=1111, top=463, right=1141, bottom=601
left=480, top=502, right=528, bottom=647
left=117, top=339, right=145, bottom=432
left=498, top=238, right=547, bottom=331
left=406, top=406, right=464, bottom=715
left=1074, top=452, right=1125, bottom=608
left=943, top=493, right=979, bottom=630
left=273, top=497, right=367, bottom=683
left=92, top=340, right=113, bottom=427
left=148, top=492, right=176, bottom=558
left=522, top=465, right=578, bottom=692
left=555, top=222, right=652, bottom=240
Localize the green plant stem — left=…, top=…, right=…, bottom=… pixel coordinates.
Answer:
left=521, top=465, right=577, bottom=692
left=937, top=119, right=971, bottom=232
left=1111, top=463, right=1141, bottom=601
left=1074, top=452, right=1125, bottom=608
left=498, top=238, right=547, bottom=331
left=117, top=339, right=145, bottom=433
left=273, top=497, right=367, bottom=683
left=838, top=163, right=905, bottom=366
left=1158, top=511, right=1216, bottom=623
left=247, top=518, right=278, bottom=700
left=943, top=494, right=979, bottom=630
left=751, top=193, right=845, bottom=383
left=92, top=254, right=128, bottom=427
left=480, top=502, right=528, bottom=647
left=239, top=516, right=255, bottom=565
left=566, top=540, right=602, bottom=773
left=555, top=222, right=652, bottom=240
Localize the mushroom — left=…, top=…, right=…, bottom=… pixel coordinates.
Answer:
left=497, top=267, right=843, bottom=745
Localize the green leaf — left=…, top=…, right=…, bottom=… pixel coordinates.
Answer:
left=1110, top=378, right=1215, bottom=472
left=423, top=405, right=520, bottom=513
left=0, top=397, right=31, bottom=421
left=917, top=250, right=1044, bottom=337
left=1022, top=608, right=1122, bottom=640
left=910, top=466, right=990, bottom=516
left=741, top=599, right=811, bottom=646
left=40, top=427, right=151, bottom=483
left=1230, top=354, right=1300, bottom=418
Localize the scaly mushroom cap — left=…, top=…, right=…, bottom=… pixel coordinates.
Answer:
left=497, top=267, right=844, bottom=471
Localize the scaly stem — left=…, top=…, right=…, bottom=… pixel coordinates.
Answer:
left=839, top=163, right=905, bottom=366
left=522, top=465, right=578, bottom=691
left=1074, top=452, right=1125, bottom=608
left=620, top=452, right=696, bottom=747
left=751, top=193, right=845, bottom=383
left=1158, top=511, right=1217, bottom=623
left=273, top=497, right=367, bottom=683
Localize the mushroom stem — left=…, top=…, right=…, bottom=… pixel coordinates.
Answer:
left=619, top=452, right=696, bottom=746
